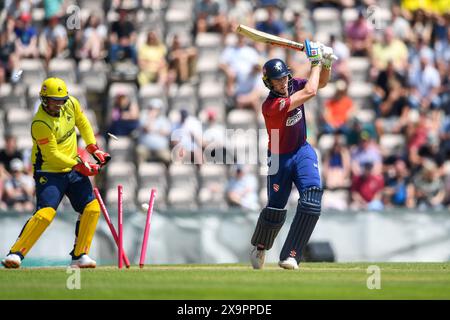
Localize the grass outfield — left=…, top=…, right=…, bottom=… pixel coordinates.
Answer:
left=0, top=263, right=449, bottom=300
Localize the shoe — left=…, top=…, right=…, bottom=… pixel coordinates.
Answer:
left=1, top=254, right=22, bottom=269
left=278, top=257, right=299, bottom=270
left=70, top=255, right=96, bottom=268
left=250, top=247, right=266, bottom=269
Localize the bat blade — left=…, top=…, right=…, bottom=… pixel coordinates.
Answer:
left=236, top=24, right=304, bottom=52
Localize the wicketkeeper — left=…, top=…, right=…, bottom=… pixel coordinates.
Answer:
left=250, top=41, right=334, bottom=269
left=1, top=77, right=111, bottom=269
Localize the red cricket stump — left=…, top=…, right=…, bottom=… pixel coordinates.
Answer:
left=93, top=188, right=130, bottom=268
left=118, top=185, right=124, bottom=269
left=139, top=188, right=156, bottom=268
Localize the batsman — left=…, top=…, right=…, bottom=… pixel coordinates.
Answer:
left=250, top=41, right=334, bottom=269
left=1, top=77, right=111, bottom=269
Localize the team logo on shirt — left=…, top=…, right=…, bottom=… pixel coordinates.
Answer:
left=39, top=176, right=48, bottom=185
left=273, top=184, right=280, bottom=192
left=279, top=99, right=286, bottom=111
left=285, top=110, right=302, bottom=126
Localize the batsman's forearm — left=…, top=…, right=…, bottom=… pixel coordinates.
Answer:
left=305, top=65, right=322, bottom=95
left=319, top=67, right=331, bottom=88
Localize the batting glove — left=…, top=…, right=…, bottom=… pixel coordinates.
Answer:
left=304, top=39, right=322, bottom=67
left=86, top=144, right=111, bottom=167
left=73, top=158, right=101, bottom=176
left=319, top=44, right=338, bottom=70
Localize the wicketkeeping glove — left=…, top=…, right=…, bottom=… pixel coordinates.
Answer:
left=73, top=158, right=101, bottom=176
left=86, top=144, right=111, bottom=167
left=304, top=39, right=322, bottom=67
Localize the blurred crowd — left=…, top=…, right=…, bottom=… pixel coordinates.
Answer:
left=0, top=0, right=449, bottom=212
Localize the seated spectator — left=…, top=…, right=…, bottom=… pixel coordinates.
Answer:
left=108, top=8, right=137, bottom=64
left=43, top=0, right=66, bottom=20
left=219, top=34, right=261, bottom=108
left=255, top=5, right=287, bottom=37
left=0, top=16, right=19, bottom=84
left=75, top=14, right=108, bottom=61
left=321, top=79, right=354, bottom=134
left=408, top=53, right=442, bottom=112
left=345, top=118, right=376, bottom=147
left=202, top=108, right=226, bottom=164
left=226, top=165, right=259, bottom=211
left=411, top=159, right=445, bottom=210
left=350, top=161, right=384, bottom=211
left=2, top=158, right=34, bottom=212
left=374, top=67, right=411, bottom=136
left=171, top=109, right=203, bottom=164
left=137, top=99, right=171, bottom=165
left=0, top=133, right=23, bottom=173
left=391, top=4, right=413, bottom=42
left=321, top=134, right=351, bottom=190
left=350, top=130, right=382, bottom=176
left=371, top=27, right=408, bottom=74
left=382, top=157, right=415, bottom=208
left=167, top=34, right=197, bottom=85
left=194, top=0, right=228, bottom=38
left=108, top=93, right=140, bottom=137
left=344, top=10, right=373, bottom=56
left=137, top=31, right=167, bottom=86
left=41, top=15, right=69, bottom=66
left=226, top=0, right=255, bottom=33
left=14, top=12, right=39, bottom=58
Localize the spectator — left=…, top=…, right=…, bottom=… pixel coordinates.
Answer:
left=255, top=5, right=287, bottom=37
left=321, top=79, right=354, bottom=134
left=137, top=31, right=168, bottom=86
left=328, top=34, right=351, bottom=82
left=226, top=165, right=259, bottom=211
left=344, top=10, right=373, bottom=56
left=219, top=34, right=261, bottom=107
left=374, top=64, right=411, bottom=136
left=14, top=12, right=39, bottom=59
left=371, top=27, right=408, bottom=73
left=350, top=130, right=382, bottom=176
left=226, top=0, right=255, bottom=32
left=108, top=93, right=140, bottom=137
left=137, top=99, right=172, bottom=165
left=286, top=10, right=314, bottom=40
left=193, top=0, right=228, bottom=38
left=0, top=134, right=23, bottom=173
left=383, top=157, right=415, bottom=208
left=167, top=34, right=197, bottom=85
left=171, top=109, right=203, bottom=164
left=350, top=161, right=384, bottom=211
left=391, top=4, right=413, bottom=41
left=108, top=8, right=137, bottom=64
left=5, top=0, right=32, bottom=19
left=408, top=53, right=442, bottom=112
left=322, top=134, right=351, bottom=190
left=75, top=14, right=108, bottom=61
left=202, top=108, right=226, bottom=164
left=2, top=158, right=34, bottom=212
left=411, top=159, right=445, bottom=210
left=41, top=16, right=69, bottom=66
left=43, top=0, right=66, bottom=20
left=0, top=16, right=19, bottom=84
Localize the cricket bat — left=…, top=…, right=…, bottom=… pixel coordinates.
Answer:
left=236, top=24, right=305, bottom=52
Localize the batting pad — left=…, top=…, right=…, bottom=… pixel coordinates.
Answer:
left=73, top=199, right=100, bottom=257
left=251, top=207, right=287, bottom=250
left=280, top=187, right=323, bottom=262
left=11, top=207, right=57, bottom=257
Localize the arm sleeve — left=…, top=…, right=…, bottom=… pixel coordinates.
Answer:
left=71, top=97, right=97, bottom=146
left=31, top=121, right=78, bottom=168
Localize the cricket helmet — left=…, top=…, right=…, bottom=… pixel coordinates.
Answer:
left=39, top=77, right=69, bottom=107
left=262, top=58, right=292, bottom=90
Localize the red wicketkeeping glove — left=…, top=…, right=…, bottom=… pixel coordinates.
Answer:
left=73, top=160, right=101, bottom=176
left=86, top=144, right=111, bottom=166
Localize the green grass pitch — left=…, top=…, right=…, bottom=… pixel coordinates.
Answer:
left=1, top=263, right=449, bottom=300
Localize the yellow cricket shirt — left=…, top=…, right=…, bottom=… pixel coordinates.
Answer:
left=31, top=96, right=96, bottom=173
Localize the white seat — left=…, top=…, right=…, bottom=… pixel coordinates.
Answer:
left=313, top=7, right=342, bottom=36
left=227, top=109, right=256, bottom=129
left=18, top=59, right=46, bottom=86
left=167, top=187, right=197, bottom=209
left=355, top=109, right=375, bottom=124
left=348, top=57, right=370, bottom=82
left=322, top=189, right=349, bottom=210
left=48, top=58, right=77, bottom=83
left=348, top=82, right=372, bottom=109
left=138, top=162, right=167, bottom=189
left=198, top=80, right=224, bottom=110
left=168, top=83, right=197, bottom=113
left=107, top=136, right=135, bottom=161
left=380, top=134, right=405, bottom=157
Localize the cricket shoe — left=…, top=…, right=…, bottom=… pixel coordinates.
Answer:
left=278, top=257, right=299, bottom=270
left=70, top=255, right=96, bottom=268
left=250, top=247, right=266, bottom=269
left=1, top=254, right=22, bottom=269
